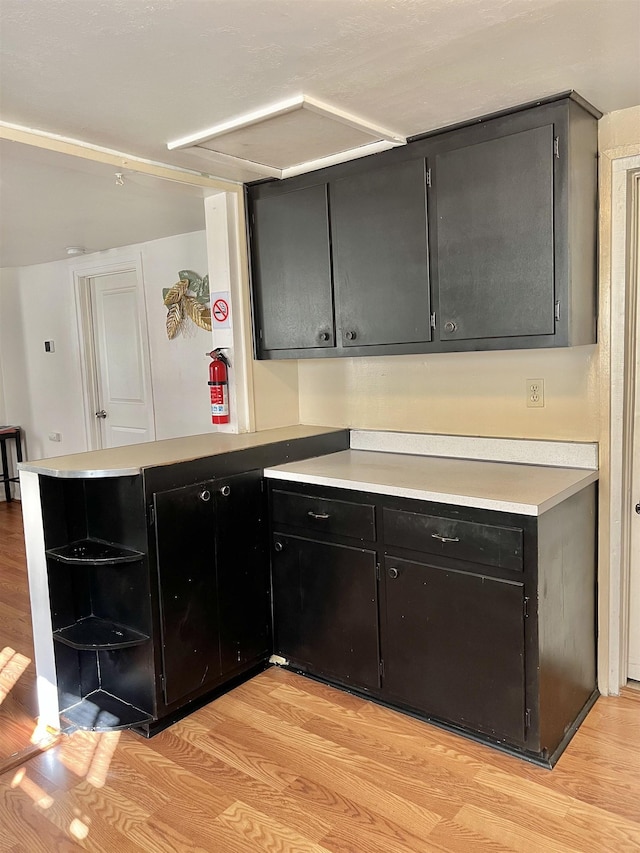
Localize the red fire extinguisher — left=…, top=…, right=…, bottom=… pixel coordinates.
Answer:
left=207, top=349, right=231, bottom=424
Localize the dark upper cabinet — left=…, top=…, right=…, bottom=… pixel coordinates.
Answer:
left=433, top=125, right=555, bottom=341
left=251, top=184, right=334, bottom=351
left=428, top=97, right=598, bottom=350
left=247, top=93, right=598, bottom=359
left=331, top=158, right=431, bottom=348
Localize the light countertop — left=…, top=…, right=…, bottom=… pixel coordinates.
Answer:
left=264, top=450, right=598, bottom=515
left=18, top=425, right=343, bottom=478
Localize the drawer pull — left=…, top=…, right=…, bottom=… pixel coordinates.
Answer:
left=431, top=533, right=460, bottom=543
left=307, top=511, right=330, bottom=520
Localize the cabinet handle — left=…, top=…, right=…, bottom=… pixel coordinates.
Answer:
left=274, top=540, right=284, bottom=553
left=318, top=331, right=330, bottom=342
left=444, top=321, right=457, bottom=333
left=431, top=533, right=460, bottom=543
left=307, top=511, right=330, bottom=520
left=199, top=489, right=211, bottom=502
left=220, top=485, right=231, bottom=497
left=388, top=567, right=399, bottom=579
left=345, top=330, right=357, bottom=341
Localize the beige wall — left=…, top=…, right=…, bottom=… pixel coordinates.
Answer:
left=298, top=346, right=599, bottom=439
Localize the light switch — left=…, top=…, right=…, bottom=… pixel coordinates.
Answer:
left=44, top=341, right=55, bottom=353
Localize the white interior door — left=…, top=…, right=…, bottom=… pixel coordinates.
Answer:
left=628, top=182, right=640, bottom=683
left=90, top=270, right=156, bottom=448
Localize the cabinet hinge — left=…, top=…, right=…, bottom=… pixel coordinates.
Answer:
left=376, top=562, right=381, bottom=580
left=430, top=312, right=436, bottom=330
left=259, top=328, right=264, bottom=340
left=525, top=708, right=531, bottom=731
left=554, top=301, right=560, bottom=323
left=148, top=503, right=155, bottom=527
left=426, top=168, right=432, bottom=188
left=523, top=596, right=530, bottom=618
left=554, top=136, right=560, bottom=159
left=379, top=659, right=384, bottom=678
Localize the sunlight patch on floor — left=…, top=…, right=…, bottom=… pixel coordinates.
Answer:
left=0, top=646, right=31, bottom=705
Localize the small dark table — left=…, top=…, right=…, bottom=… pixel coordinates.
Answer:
left=0, top=426, right=23, bottom=502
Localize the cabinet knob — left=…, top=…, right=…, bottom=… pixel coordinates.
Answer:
left=274, top=540, right=284, bottom=553
left=444, top=321, right=457, bottom=333
left=388, top=567, right=399, bottom=579
left=318, top=331, right=331, bottom=342
left=636, top=503, right=640, bottom=515
left=220, top=485, right=231, bottom=497
left=199, top=489, right=211, bottom=502
left=345, top=330, right=357, bottom=341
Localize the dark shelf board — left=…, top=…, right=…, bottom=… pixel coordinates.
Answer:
left=53, top=616, right=149, bottom=650
left=47, top=538, right=143, bottom=565
left=60, top=690, right=154, bottom=731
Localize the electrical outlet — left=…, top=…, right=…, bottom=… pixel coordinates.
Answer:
left=48, top=432, right=62, bottom=442
left=526, top=379, right=545, bottom=408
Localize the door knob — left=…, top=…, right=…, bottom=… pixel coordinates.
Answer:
left=95, top=410, right=107, bottom=419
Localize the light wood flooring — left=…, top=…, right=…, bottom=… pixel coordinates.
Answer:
left=1, top=501, right=640, bottom=852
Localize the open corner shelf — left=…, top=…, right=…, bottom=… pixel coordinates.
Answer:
left=60, top=690, right=154, bottom=731
left=53, top=616, right=150, bottom=650
left=46, top=538, right=144, bottom=565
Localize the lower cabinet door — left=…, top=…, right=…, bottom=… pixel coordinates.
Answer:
left=272, top=534, right=380, bottom=690
left=214, top=471, right=270, bottom=674
left=154, top=481, right=221, bottom=706
left=383, top=556, right=526, bottom=744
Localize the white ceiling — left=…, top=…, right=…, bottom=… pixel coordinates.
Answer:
left=1, top=0, right=639, bottom=267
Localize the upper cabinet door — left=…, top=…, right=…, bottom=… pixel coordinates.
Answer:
left=331, top=159, right=431, bottom=347
left=251, top=184, right=335, bottom=352
left=434, top=125, right=555, bottom=342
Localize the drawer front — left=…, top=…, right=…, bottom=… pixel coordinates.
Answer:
left=383, top=507, right=523, bottom=571
left=271, top=489, right=375, bottom=540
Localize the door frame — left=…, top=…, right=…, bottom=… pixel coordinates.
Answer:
left=72, top=255, right=156, bottom=450
left=605, top=154, right=640, bottom=692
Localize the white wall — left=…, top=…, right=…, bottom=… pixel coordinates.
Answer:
left=140, top=231, right=212, bottom=440
left=0, top=230, right=213, bottom=462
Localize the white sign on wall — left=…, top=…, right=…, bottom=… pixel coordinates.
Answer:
left=210, top=290, right=231, bottom=329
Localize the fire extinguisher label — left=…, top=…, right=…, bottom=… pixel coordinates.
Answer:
left=210, top=384, right=229, bottom=416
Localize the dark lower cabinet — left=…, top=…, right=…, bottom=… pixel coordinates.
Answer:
left=267, top=479, right=597, bottom=766
left=271, top=534, right=380, bottom=690
left=154, top=470, right=269, bottom=708
left=382, top=556, right=526, bottom=744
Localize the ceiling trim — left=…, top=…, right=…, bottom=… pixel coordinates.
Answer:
left=0, top=121, right=241, bottom=193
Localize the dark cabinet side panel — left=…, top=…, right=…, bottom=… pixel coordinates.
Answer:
left=154, top=483, right=221, bottom=706
left=252, top=185, right=334, bottom=351
left=435, top=124, right=555, bottom=341
left=331, top=158, right=431, bottom=347
left=383, top=556, right=526, bottom=743
left=272, top=534, right=380, bottom=690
